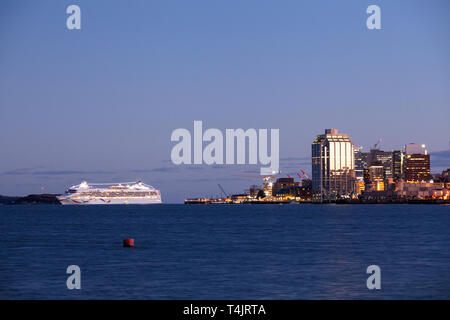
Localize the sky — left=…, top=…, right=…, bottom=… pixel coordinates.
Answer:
left=1, top=0, right=449, bottom=202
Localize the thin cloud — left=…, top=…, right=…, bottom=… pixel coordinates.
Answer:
left=280, top=156, right=310, bottom=161
left=430, top=150, right=450, bottom=169
left=3, top=169, right=114, bottom=176
left=148, top=166, right=181, bottom=173
left=131, top=169, right=156, bottom=173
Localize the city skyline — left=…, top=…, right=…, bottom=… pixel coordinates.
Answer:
left=1, top=126, right=448, bottom=202
left=1, top=0, right=450, bottom=202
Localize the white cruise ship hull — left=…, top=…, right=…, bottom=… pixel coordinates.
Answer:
left=58, top=180, right=162, bottom=205
left=58, top=196, right=162, bottom=205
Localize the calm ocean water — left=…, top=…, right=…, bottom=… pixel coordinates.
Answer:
left=1, top=204, right=450, bottom=299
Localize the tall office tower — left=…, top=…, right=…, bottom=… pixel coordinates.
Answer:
left=404, top=154, right=431, bottom=182
left=392, top=150, right=404, bottom=181
left=404, top=143, right=430, bottom=182
left=369, top=149, right=393, bottom=179
left=355, top=147, right=369, bottom=181
left=312, top=129, right=355, bottom=201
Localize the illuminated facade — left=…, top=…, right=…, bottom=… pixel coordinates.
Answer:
left=368, top=163, right=385, bottom=191
left=355, top=180, right=365, bottom=195
left=312, top=129, right=355, bottom=201
left=396, top=182, right=446, bottom=200
left=369, top=149, right=393, bottom=179
left=404, top=154, right=431, bottom=182
left=392, top=150, right=404, bottom=181
left=355, top=147, right=369, bottom=181
left=272, top=177, right=297, bottom=196
left=403, top=143, right=430, bottom=182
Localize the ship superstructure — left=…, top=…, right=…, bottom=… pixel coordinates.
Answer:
left=57, top=181, right=162, bottom=205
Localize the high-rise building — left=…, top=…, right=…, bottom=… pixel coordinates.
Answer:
left=369, top=149, right=393, bottom=179
left=312, top=128, right=355, bottom=201
left=355, top=147, right=369, bottom=181
left=404, top=154, right=431, bottom=182
left=404, top=143, right=430, bottom=182
left=392, top=150, right=404, bottom=181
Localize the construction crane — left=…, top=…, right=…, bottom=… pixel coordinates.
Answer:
left=217, top=184, right=228, bottom=198
left=300, top=169, right=311, bottom=181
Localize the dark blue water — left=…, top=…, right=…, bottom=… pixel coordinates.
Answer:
left=1, top=204, right=450, bottom=299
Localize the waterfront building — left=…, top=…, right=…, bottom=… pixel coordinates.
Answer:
left=369, top=149, right=393, bottom=180
left=392, top=150, right=404, bottom=181
left=443, top=169, right=450, bottom=180
left=263, top=181, right=273, bottom=197
left=432, top=188, right=450, bottom=200
left=271, top=181, right=311, bottom=201
left=230, top=194, right=249, bottom=203
left=248, top=185, right=262, bottom=198
left=363, top=161, right=385, bottom=192
left=311, top=128, right=355, bottom=201
left=272, top=177, right=297, bottom=196
left=355, top=180, right=365, bottom=195
left=355, top=147, right=369, bottom=181
left=395, top=181, right=446, bottom=200
left=403, top=143, right=430, bottom=182
left=443, top=169, right=450, bottom=188
left=404, top=153, right=431, bottom=182
left=297, top=185, right=312, bottom=201
left=369, top=162, right=385, bottom=191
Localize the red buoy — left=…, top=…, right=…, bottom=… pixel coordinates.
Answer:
left=123, top=238, right=134, bottom=247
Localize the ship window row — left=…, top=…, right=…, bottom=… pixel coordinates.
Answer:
left=77, top=191, right=158, bottom=197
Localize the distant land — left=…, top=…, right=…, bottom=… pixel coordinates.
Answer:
left=0, top=194, right=60, bottom=205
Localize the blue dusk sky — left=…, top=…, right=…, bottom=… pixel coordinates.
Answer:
left=1, top=0, right=449, bottom=202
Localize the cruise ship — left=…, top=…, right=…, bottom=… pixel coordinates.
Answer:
left=57, top=181, right=162, bottom=205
